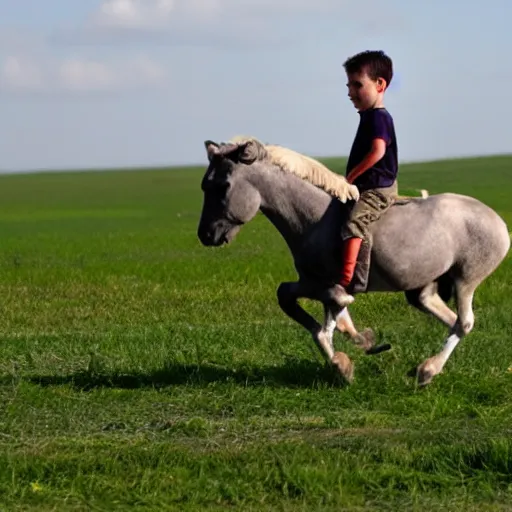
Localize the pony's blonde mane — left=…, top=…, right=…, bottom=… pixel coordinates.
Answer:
left=228, top=135, right=359, bottom=203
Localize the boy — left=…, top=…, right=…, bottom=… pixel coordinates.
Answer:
left=326, top=50, right=399, bottom=308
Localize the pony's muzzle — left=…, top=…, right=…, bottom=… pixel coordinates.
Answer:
left=197, top=225, right=216, bottom=246
left=198, top=218, right=242, bottom=246
left=197, top=224, right=229, bottom=246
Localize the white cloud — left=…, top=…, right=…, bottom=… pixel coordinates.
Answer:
left=92, top=0, right=359, bottom=28
left=45, top=0, right=403, bottom=49
left=94, top=0, right=176, bottom=28
left=0, top=22, right=169, bottom=95
left=0, top=54, right=167, bottom=94
left=81, top=0, right=402, bottom=36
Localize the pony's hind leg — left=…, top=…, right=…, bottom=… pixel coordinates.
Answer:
left=416, top=281, right=476, bottom=386
left=405, top=281, right=457, bottom=328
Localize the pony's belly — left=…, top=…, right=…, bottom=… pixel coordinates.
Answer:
left=369, top=244, right=454, bottom=292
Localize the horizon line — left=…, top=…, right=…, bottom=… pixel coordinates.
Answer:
left=0, top=152, right=510, bottom=177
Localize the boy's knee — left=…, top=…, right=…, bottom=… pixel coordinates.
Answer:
left=343, top=219, right=367, bottom=240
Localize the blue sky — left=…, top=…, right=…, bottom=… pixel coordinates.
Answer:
left=0, top=0, right=510, bottom=171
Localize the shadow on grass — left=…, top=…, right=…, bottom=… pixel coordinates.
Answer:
left=13, top=359, right=351, bottom=392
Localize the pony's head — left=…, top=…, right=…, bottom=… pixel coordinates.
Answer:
left=197, top=138, right=265, bottom=246
left=197, top=136, right=359, bottom=246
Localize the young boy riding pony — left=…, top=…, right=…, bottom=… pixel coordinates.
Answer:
left=325, top=50, right=399, bottom=309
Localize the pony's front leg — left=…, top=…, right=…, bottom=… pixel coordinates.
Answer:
left=335, top=308, right=390, bottom=355
left=277, top=281, right=354, bottom=383
left=336, top=308, right=372, bottom=350
left=277, top=281, right=332, bottom=359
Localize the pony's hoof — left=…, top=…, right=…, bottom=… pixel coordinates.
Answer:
left=354, top=328, right=391, bottom=355
left=331, top=352, right=354, bottom=384
left=416, top=360, right=437, bottom=387
left=354, top=328, right=374, bottom=351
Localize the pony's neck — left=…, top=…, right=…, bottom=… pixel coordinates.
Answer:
left=247, top=163, right=335, bottom=251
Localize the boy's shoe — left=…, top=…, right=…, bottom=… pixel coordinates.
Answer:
left=322, top=284, right=355, bottom=308
left=322, top=236, right=362, bottom=307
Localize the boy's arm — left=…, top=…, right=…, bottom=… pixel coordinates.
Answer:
left=346, top=138, right=386, bottom=184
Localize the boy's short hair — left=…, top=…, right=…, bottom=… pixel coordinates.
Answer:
left=343, top=50, right=393, bottom=88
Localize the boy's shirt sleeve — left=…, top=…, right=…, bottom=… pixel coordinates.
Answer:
left=369, top=110, right=392, bottom=146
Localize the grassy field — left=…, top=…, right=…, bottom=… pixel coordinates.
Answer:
left=0, top=154, right=512, bottom=511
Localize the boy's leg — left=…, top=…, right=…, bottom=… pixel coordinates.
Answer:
left=339, top=236, right=363, bottom=288
left=326, top=184, right=397, bottom=308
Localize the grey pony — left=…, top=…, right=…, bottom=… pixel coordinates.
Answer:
left=197, top=136, right=510, bottom=386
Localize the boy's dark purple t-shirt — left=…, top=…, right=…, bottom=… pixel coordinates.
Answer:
left=346, top=107, right=398, bottom=191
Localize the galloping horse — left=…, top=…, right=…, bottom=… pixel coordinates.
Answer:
left=197, top=136, right=510, bottom=386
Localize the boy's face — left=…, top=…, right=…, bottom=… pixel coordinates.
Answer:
left=345, top=69, right=386, bottom=111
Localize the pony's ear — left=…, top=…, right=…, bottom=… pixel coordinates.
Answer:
left=238, top=140, right=259, bottom=164
left=222, top=140, right=260, bottom=164
left=204, top=140, right=220, bottom=161
left=205, top=139, right=260, bottom=164
left=218, top=142, right=241, bottom=157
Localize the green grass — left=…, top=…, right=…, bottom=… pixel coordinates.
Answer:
left=1, top=154, right=512, bottom=510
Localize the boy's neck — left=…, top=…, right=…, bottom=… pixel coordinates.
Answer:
left=359, top=104, right=385, bottom=113
left=358, top=93, right=386, bottom=112
left=368, top=97, right=385, bottom=110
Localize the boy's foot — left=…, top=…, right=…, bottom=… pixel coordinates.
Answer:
left=323, top=284, right=355, bottom=308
